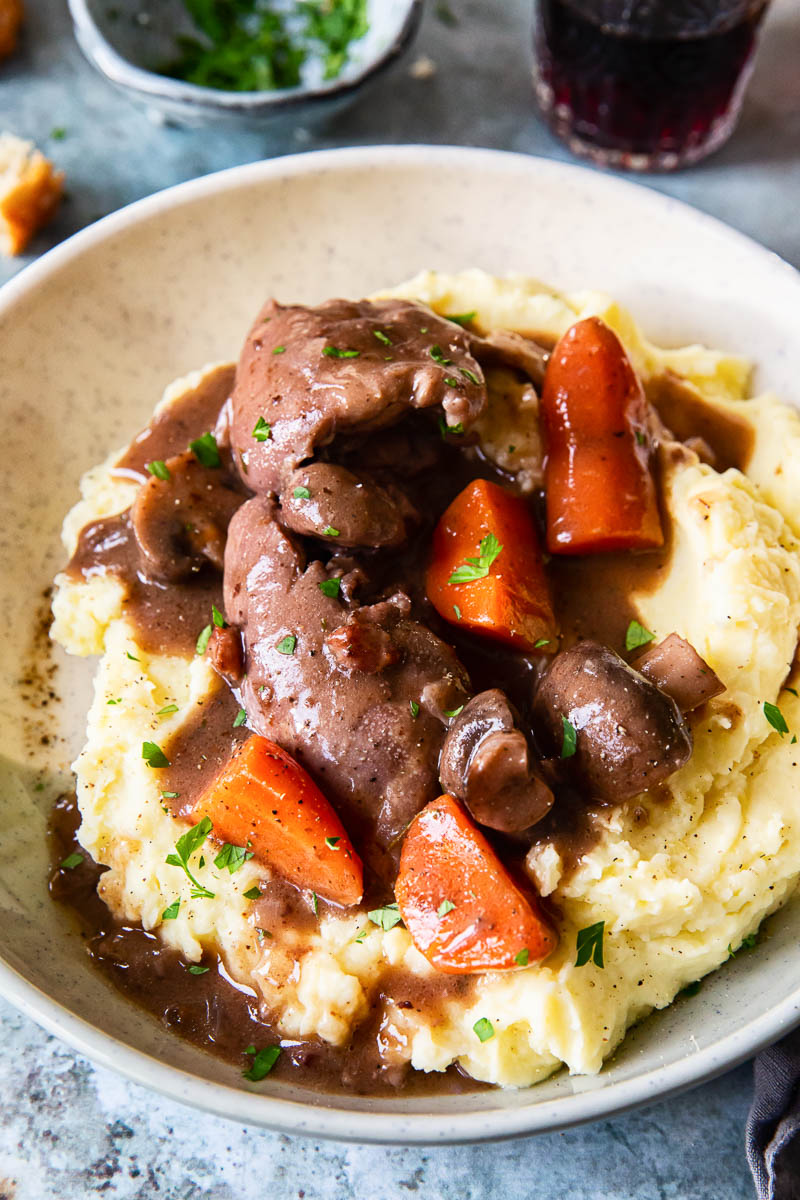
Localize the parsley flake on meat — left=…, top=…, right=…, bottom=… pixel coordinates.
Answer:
left=165, top=816, right=215, bottom=899
left=323, top=346, right=360, bottom=359
left=448, top=533, right=503, bottom=584
left=146, top=460, right=171, bottom=481
left=276, top=634, right=296, bottom=655
left=437, top=899, right=455, bottom=917
left=293, top=485, right=311, bottom=499
left=409, top=700, right=420, bottom=719
left=318, top=578, right=341, bottom=599
left=252, top=416, right=271, bottom=442
left=460, top=367, right=480, bottom=385
left=373, top=329, right=392, bottom=346
left=322, top=525, right=340, bottom=537
left=325, top=836, right=340, bottom=849
left=233, top=707, right=247, bottom=727
left=446, top=311, right=475, bottom=326
left=196, top=624, right=213, bottom=655
left=575, top=920, right=605, bottom=968
left=212, top=604, right=227, bottom=628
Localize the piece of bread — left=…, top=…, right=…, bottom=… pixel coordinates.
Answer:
left=0, top=0, right=23, bottom=60
left=0, top=132, right=64, bottom=255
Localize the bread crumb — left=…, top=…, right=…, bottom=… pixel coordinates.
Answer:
left=409, top=55, right=437, bottom=80
left=0, top=0, right=23, bottom=60
left=0, top=133, right=64, bottom=255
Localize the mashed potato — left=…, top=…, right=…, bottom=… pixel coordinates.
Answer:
left=51, top=272, right=800, bottom=1088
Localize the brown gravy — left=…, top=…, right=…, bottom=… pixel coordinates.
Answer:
left=647, top=371, right=754, bottom=473
left=52, top=352, right=737, bottom=1097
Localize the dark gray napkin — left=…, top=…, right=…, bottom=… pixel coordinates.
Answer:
left=747, top=1031, right=800, bottom=1199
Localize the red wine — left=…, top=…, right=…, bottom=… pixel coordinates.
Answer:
left=534, top=0, right=769, bottom=170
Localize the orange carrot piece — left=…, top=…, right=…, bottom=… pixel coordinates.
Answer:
left=541, top=316, right=664, bottom=554
left=195, top=735, right=363, bottom=907
left=425, top=478, right=556, bottom=652
left=395, top=794, right=556, bottom=974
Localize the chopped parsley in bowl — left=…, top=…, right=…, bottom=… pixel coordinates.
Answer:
left=67, top=0, right=422, bottom=125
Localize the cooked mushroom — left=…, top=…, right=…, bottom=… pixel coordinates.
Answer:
left=471, top=329, right=550, bottom=388
left=531, top=641, right=692, bottom=802
left=131, top=450, right=242, bottom=583
left=630, top=633, right=725, bottom=713
left=439, top=689, right=554, bottom=833
left=281, top=463, right=414, bottom=549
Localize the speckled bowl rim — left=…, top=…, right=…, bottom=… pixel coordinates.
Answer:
left=3, top=146, right=800, bottom=1144
left=66, top=0, right=423, bottom=115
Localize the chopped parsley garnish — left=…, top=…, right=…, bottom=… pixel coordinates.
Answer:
left=354, top=928, right=368, bottom=944
left=635, top=430, right=646, bottom=446
left=233, top=708, right=247, bottom=728
left=212, top=604, right=227, bottom=628
left=322, top=525, right=340, bottom=537
left=188, top=964, right=210, bottom=975
left=728, top=932, right=758, bottom=958
left=243, top=1045, right=281, bottom=1082
left=429, top=344, right=452, bottom=366
left=409, top=700, right=420, bottom=719
left=304, top=0, right=369, bottom=79
left=323, top=346, right=360, bottom=359
left=515, top=948, right=529, bottom=967
left=437, top=899, right=455, bottom=917
left=214, top=842, right=254, bottom=874
left=575, top=920, right=605, bottom=968
left=460, top=367, right=480, bottom=386
left=142, top=741, right=170, bottom=769
left=444, top=377, right=459, bottom=387
left=161, top=790, right=179, bottom=800
left=448, top=533, right=503, bottom=584
left=785, top=687, right=799, bottom=697
left=60, top=852, right=83, bottom=871
left=244, top=1044, right=257, bottom=1055
left=256, top=928, right=271, bottom=942
left=293, top=485, right=311, bottom=499
left=126, top=651, right=140, bottom=662
left=318, top=578, right=341, bottom=599
left=764, top=701, right=789, bottom=736
left=252, top=416, right=271, bottom=442
left=243, top=886, right=262, bottom=900
left=443, top=706, right=464, bottom=719
left=325, top=836, right=340, bottom=849
left=373, top=329, right=392, bottom=346
left=446, top=311, right=476, bottom=326
left=189, top=431, right=221, bottom=468
left=162, top=899, right=180, bottom=921
left=368, top=903, right=403, bottom=932
left=272, top=345, right=286, bottom=355
left=276, top=634, right=296, bottom=655
left=534, top=638, right=551, bottom=649
left=438, top=415, right=464, bottom=438
left=473, top=1017, right=495, bottom=1043
left=165, top=816, right=215, bottom=899
left=560, top=716, right=577, bottom=759
left=107, top=698, right=121, bottom=706
left=625, top=620, right=655, bottom=652
left=50, top=126, right=67, bottom=140
left=156, top=703, right=179, bottom=716
left=163, top=3, right=305, bottom=90
left=196, top=624, right=212, bottom=655
left=311, top=891, right=319, bottom=915
left=146, top=459, right=171, bottom=481
left=453, top=604, right=462, bottom=621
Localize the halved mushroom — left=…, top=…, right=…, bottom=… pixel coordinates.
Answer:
left=439, top=689, right=554, bottom=833
left=531, top=641, right=692, bottom=802
left=281, top=463, right=415, bottom=549
left=630, top=633, right=725, bottom=713
left=131, top=450, right=242, bottom=583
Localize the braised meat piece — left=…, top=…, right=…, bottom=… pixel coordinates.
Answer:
left=224, top=497, right=469, bottom=849
left=531, top=641, right=692, bottom=802
left=227, top=297, right=487, bottom=496
left=439, top=689, right=554, bottom=833
left=281, top=464, right=415, bottom=549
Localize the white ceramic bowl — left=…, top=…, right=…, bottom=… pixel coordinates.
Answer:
left=67, top=0, right=422, bottom=127
left=2, top=147, right=800, bottom=1144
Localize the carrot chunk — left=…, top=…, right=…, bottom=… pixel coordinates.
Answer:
left=426, top=478, right=556, bottom=651
left=195, top=735, right=363, bottom=906
left=541, top=317, right=664, bottom=554
left=395, top=794, right=556, bottom=973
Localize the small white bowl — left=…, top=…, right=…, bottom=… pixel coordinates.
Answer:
left=67, top=0, right=422, bottom=127
left=2, top=147, right=800, bottom=1143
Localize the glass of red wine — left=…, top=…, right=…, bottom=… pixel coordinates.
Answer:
left=533, top=1, right=770, bottom=171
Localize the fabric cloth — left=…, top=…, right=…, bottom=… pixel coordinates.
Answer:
left=747, top=1031, right=800, bottom=1199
